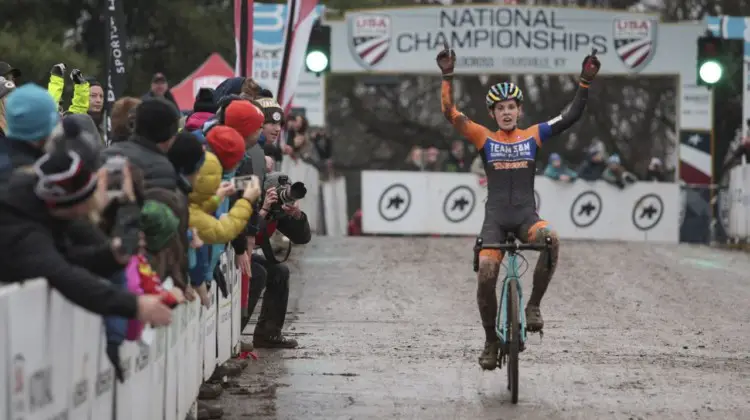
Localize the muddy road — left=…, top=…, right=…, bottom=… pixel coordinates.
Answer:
left=220, top=237, right=750, bottom=419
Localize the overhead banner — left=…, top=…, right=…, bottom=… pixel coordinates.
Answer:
left=105, top=0, right=128, bottom=144
left=253, top=3, right=326, bottom=126
left=332, top=6, right=703, bottom=77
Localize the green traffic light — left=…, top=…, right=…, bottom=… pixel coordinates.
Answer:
left=305, top=50, right=328, bottom=73
left=699, top=60, right=723, bottom=84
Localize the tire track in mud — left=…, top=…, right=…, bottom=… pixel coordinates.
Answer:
left=220, top=237, right=750, bottom=420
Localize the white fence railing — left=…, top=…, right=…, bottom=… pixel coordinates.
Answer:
left=725, top=164, right=750, bottom=239
left=1, top=246, right=243, bottom=420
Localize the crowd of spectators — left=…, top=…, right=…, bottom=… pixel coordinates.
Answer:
left=0, top=61, right=315, bottom=420
left=401, top=140, right=669, bottom=188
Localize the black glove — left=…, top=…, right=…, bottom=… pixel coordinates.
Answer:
left=436, top=42, right=456, bottom=78
left=70, top=69, right=85, bottom=84
left=51, top=63, right=66, bottom=77
left=580, top=49, right=601, bottom=85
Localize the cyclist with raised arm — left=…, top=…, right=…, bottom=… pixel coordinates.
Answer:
left=437, top=44, right=601, bottom=370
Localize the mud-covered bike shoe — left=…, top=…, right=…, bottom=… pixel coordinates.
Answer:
left=478, top=340, right=500, bottom=370
left=525, top=305, right=544, bottom=332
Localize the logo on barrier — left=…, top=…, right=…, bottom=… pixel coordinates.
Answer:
left=632, top=193, right=663, bottom=231
left=534, top=190, right=540, bottom=212
left=569, top=191, right=602, bottom=228
left=443, top=185, right=476, bottom=223
left=378, top=183, right=411, bottom=222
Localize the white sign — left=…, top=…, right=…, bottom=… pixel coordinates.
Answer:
left=253, top=4, right=326, bottom=126
left=332, top=6, right=704, bottom=78
left=361, top=171, right=680, bottom=243
left=680, top=83, right=712, bottom=131
left=726, top=164, right=750, bottom=239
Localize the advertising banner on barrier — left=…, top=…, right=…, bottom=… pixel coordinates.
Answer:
left=0, top=250, right=243, bottom=420
left=332, top=6, right=703, bottom=77
left=361, top=171, right=680, bottom=243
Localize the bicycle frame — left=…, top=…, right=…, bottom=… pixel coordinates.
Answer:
left=496, top=251, right=527, bottom=345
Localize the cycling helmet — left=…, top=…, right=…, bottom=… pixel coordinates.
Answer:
left=486, top=82, right=523, bottom=108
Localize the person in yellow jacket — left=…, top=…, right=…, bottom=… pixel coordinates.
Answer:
left=47, top=63, right=89, bottom=116
left=189, top=125, right=261, bottom=244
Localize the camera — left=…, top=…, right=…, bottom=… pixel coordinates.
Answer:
left=103, top=156, right=127, bottom=200
left=264, top=171, right=307, bottom=210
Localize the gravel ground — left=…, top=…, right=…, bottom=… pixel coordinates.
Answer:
left=217, top=236, right=750, bottom=420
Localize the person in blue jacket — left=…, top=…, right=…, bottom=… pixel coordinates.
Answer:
left=543, top=153, right=577, bottom=182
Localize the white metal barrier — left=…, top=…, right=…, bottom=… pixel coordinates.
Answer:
left=361, top=171, right=680, bottom=243
left=726, top=164, right=750, bottom=239
left=0, top=246, right=243, bottom=420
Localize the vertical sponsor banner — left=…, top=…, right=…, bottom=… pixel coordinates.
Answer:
left=234, top=0, right=254, bottom=77
left=277, top=0, right=319, bottom=115
left=253, top=3, right=325, bottom=126
left=105, top=0, right=127, bottom=145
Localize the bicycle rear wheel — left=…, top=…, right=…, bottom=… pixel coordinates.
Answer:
left=507, top=278, right=520, bottom=404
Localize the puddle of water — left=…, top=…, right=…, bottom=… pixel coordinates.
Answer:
left=680, top=258, right=723, bottom=270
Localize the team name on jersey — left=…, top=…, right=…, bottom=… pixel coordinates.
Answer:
left=485, top=137, right=537, bottom=163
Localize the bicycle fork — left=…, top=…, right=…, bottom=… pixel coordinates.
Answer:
left=495, top=276, right=527, bottom=348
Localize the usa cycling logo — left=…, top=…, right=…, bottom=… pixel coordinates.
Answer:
left=348, top=14, right=392, bottom=69
left=613, top=18, right=658, bottom=72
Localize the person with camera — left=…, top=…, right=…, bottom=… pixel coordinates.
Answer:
left=245, top=172, right=311, bottom=349
left=0, top=121, right=172, bottom=326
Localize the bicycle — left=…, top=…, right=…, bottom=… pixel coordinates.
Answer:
left=473, top=232, right=552, bottom=404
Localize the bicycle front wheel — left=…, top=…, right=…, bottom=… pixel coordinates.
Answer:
left=507, top=278, right=520, bottom=404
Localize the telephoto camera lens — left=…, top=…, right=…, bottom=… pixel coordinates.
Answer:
left=277, top=182, right=307, bottom=204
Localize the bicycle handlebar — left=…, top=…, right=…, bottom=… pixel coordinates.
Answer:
left=492, top=236, right=553, bottom=252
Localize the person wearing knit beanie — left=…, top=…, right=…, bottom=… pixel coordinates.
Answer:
left=206, top=126, right=245, bottom=170
left=256, top=97, right=283, bottom=145
left=6, top=83, right=59, bottom=143
left=33, top=148, right=99, bottom=212
left=140, top=200, right=180, bottom=254
left=224, top=100, right=264, bottom=146
left=134, top=97, right=180, bottom=146
left=193, top=88, right=217, bottom=113
left=168, top=131, right=205, bottom=178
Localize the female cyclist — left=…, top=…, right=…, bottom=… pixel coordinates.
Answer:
left=437, top=44, right=601, bottom=370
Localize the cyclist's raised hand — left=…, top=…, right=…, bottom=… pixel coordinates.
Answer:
left=436, top=42, right=456, bottom=77
left=580, top=48, right=601, bottom=84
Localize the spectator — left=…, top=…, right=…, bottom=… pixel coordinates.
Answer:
left=646, top=157, right=666, bottom=182
left=184, top=88, right=217, bottom=132
left=142, top=72, right=179, bottom=109
left=188, top=125, right=259, bottom=244
left=602, top=154, right=637, bottom=189
left=140, top=192, right=189, bottom=290
left=443, top=140, right=470, bottom=172
left=86, top=79, right=106, bottom=141
left=0, top=76, right=15, bottom=137
left=101, top=97, right=181, bottom=190
left=424, top=147, right=442, bottom=171
left=720, top=135, right=750, bottom=178
left=348, top=209, right=363, bottom=236
left=0, top=145, right=172, bottom=325
left=0, top=61, right=21, bottom=83
left=404, top=146, right=423, bottom=171
left=256, top=97, right=291, bottom=161
left=46, top=63, right=90, bottom=116
left=168, top=130, right=206, bottom=195
left=247, top=176, right=312, bottom=349
left=110, top=97, right=141, bottom=143
left=577, top=147, right=607, bottom=181
left=0, top=83, right=59, bottom=182
left=544, top=153, right=577, bottom=182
